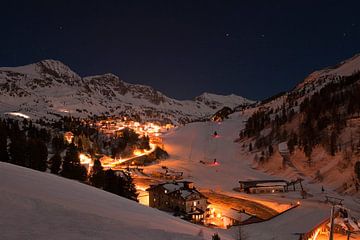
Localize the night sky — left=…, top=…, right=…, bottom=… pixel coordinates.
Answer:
left=1, top=1, right=360, bottom=100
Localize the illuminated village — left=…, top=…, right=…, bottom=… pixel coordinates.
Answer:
left=58, top=116, right=360, bottom=239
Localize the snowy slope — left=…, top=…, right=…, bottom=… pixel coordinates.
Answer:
left=0, top=162, right=233, bottom=240
left=195, top=92, right=252, bottom=110
left=0, top=60, right=254, bottom=124
left=296, top=53, right=360, bottom=90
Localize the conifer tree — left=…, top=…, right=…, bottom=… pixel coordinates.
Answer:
left=103, top=169, right=118, bottom=194
left=49, top=152, right=62, bottom=174
left=121, top=172, right=138, bottom=201
left=0, top=128, right=9, bottom=162
left=52, top=136, right=66, bottom=152
left=9, top=133, right=27, bottom=166
left=28, top=139, right=48, bottom=171
left=212, top=233, right=221, bottom=240
left=61, top=143, right=87, bottom=181
left=89, top=159, right=105, bottom=188
left=355, top=161, right=360, bottom=181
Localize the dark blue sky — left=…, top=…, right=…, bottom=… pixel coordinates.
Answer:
left=1, top=1, right=360, bottom=100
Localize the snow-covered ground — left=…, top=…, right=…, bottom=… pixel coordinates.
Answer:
left=0, top=162, right=234, bottom=240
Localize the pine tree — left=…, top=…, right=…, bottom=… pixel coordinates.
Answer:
left=268, top=145, right=274, bottom=156
left=212, top=233, right=221, bottom=240
left=52, top=136, right=65, bottom=152
left=330, top=131, right=337, bottom=156
left=139, top=135, right=150, bottom=150
left=248, top=143, right=252, bottom=152
left=121, top=172, right=138, bottom=201
left=304, top=144, right=312, bottom=167
left=103, top=169, right=138, bottom=201
left=355, top=161, right=360, bottom=181
left=61, top=144, right=87, bottom=181
left=0, top=128, right=9, bottom=162
left=28, top=139, right=48, bottom=171
left=49, top=152, right=62, bottom=174
left=89, top=159, right=105, bottom=188
left=103, top=169, right=118, bottom=194
left=9, top=133, right=28, bottom=166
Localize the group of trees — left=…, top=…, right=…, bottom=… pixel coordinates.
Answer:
left=0, top=117, right=138, bottom=202
left=52, top=116, right=151, bottom=160
left=89, top=158, right=138, bottom=201
left=0, top=119, right=49, bottom=172
left=241, top=71, right=360, bottom=165
left=110, top=127, right=150, bottom=158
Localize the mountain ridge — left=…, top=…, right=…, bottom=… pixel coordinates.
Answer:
left=0, top=59, right=254, bottom=123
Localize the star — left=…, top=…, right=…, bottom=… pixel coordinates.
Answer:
left=59, top=26, right=63, bottom=30
left=225, top=33, right=230, bottom=37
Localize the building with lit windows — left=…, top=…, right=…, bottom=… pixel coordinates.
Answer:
left=147, top=181, right=208, bottom=223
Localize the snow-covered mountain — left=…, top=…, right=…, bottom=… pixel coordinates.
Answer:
left=295, top=53, right=360, bottom=91
left=0, top=60, right=254, bottom=124
left=239, top=53, right=360, bottom=195
left=254, top=53, right=360, bottom=113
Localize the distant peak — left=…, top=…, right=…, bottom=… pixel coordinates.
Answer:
left=194, top=92, right=254, bottom=109
left=297, top=52, right=360, bottom=90
left=35, top=59, right=80, bottom=80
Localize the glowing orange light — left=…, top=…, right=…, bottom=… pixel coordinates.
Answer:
left=133, top=149, right=143, bottom=156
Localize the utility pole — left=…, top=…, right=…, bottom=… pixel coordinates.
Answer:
left=329, top=205, right=335, bottom=240
left=326, top=195, right=345, bottom=240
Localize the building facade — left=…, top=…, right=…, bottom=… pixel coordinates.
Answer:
left=238, top=180, right=289, bottom=194
left=147, top=181, right=208, bottom=223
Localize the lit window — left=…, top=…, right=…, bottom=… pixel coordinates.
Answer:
left=193, top=201, right=197, bottom=206
left=154, top=198, right=156, bottom=202
left=165, top=190, right=168, bottom=193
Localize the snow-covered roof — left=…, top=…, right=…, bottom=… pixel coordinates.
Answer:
left=180, top=190, right=193, bottom=198
left=162, top=182, right=185, bottom=193
left=256, top=182, right=288, bottom=187
left=222, top=209, right=252, bottom=222
left=148, top=181, right=205, bottom=200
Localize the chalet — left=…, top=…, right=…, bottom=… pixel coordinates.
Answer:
left=238, top=180, right=289, bottom=194
left=221, top=208, right=254, bottom=227
left=299, top=209, right=360, bottom=239
left=64, top=131, right=74, bottom=144
left=147, top=181, right=208, bottom=223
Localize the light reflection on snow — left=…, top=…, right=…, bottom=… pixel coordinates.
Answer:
left=5, top=112, right=30, bottom=119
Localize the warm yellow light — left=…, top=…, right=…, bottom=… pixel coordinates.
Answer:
left=133, top=149, right=143, bottom=156
left=79, top=153, right=92, bottom=165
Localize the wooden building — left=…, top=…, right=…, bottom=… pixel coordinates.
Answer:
left=147, top=181, right=208, bottom=223
left=238, top=180, right=289, bottom=194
